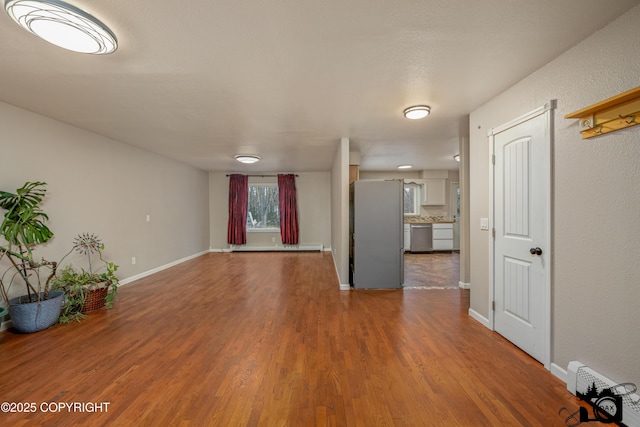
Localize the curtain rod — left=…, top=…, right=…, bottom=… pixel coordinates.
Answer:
left=226, top=174, right=299, bottom=177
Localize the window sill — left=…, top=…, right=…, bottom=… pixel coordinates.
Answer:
left=247, top=228, right=280, bottom=233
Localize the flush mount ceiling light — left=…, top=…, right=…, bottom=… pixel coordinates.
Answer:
left=397, top=164, right=412, bottom=169
left=453, top=154, right=460, bottom=162
left=234, top=155, right=261, bottom=164
left=4, top=0, right=117, bottom=54
left=403, top=105, right=431, bottom=120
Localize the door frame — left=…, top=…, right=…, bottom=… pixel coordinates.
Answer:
left=488, top=100, right=554, bottom=370
left=450, top=181, right=460, bottom=250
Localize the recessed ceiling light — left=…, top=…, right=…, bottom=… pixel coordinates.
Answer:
left=235, top=155, right=261, bottom=164
left=453, top=154, right=460, bottom=162
left=398, top=164, right=412, bottom=169
left=403, top=105, right=431, bottom=120
left=4, top=0, right=117, bottom=54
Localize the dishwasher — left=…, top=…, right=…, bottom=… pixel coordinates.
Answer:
left=410, top=223, right=433, bottom=253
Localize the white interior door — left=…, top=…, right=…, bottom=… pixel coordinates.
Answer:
left=491, top=103, right=553, bottom=365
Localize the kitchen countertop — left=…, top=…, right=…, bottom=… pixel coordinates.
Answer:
left=406, top=221, right=455, bottom=224
left=404, top=216, right=454, bottom=224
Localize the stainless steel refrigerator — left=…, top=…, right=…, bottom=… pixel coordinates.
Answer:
left=350, top=179, right=404, bottom=289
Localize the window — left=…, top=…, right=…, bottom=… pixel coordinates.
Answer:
left=247, top=184, right=280, bottom=231
left=404, top=183, right=419, bottom=215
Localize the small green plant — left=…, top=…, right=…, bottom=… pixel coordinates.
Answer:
left=52, top=265, right=90, bottom=323
left=52, top=233, right=119, bottom=322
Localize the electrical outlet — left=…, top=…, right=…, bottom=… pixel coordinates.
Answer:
left=131, top=256, right=136, bottom=265
left=271, top=237, right=276, bottom=243
left=146, top=214, right=151, bottom=222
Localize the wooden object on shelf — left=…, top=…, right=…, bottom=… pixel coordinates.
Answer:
left=349, top=165, right=359, bottom=183
left=565, top=86, right=640, bottom=139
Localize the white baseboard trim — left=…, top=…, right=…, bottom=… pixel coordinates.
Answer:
left=210, top=246, right=330, bottom=253
left=468, top=308, right=491, bottom=329
left=228, top=244, right=324, bottom=252
left=119, top=250, right=209, bottom=286
left=566, top=361, right=640, bottom=427
left=459, top=281, right=470, bottom=289
left=328, top=249, right=349, bottom=290
left=550, top=363, right=567, bottom=383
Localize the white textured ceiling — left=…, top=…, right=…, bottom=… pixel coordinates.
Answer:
left=1, top=0, right=638, bottom=172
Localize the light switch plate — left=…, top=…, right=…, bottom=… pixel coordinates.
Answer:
left=480, top=218, right=489, bottom=230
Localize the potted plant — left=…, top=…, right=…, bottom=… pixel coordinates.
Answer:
left=0, top=181, right=64, bottom=333
left=52, top=233, right=119, bottom=323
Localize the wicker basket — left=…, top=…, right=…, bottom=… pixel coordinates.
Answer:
left=82, top=287, right=109, bottom=313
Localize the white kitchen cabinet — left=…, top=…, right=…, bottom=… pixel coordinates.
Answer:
left=403, top=224, right=411, bottom=251
left=422, top=178, right=446, bottom=205
left=432, top=223, right=453, bottom=251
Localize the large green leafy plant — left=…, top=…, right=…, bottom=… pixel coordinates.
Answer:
left=0, top=181, right=57, bottom=305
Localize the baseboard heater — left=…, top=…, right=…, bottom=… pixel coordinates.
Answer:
left=229, top=244, right=323, bottom=252
left=567, top=361, right=640, bottom=427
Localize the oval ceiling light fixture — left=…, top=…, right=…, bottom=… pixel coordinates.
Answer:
left=397, top=164, right=413, bottom=169
left=453, top=154, right=460, bottom=162
left=403, top=105, right=431, bottom=120
left=235, top=155, right=261, bottom=164
left=4, top=0, right=117, bottom=54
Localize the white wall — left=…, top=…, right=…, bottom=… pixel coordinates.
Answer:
left=0, top=101, right=210, bottom=301
left=209, top=172, right=230, bottom=249
left=331, top=138, right=349, bottom=287
left=469, top=5, right=640, bottom=385
left=208, top=172, right=332, bottom=250
left=459, top=136, right=470, bottom=285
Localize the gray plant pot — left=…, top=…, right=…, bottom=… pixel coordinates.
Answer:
left=8, top=291, right=64, bottom=333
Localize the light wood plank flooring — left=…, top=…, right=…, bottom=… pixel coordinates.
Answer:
left=0, top=252, right=589, bottom=426
left=404, top=252, right=460, bottom=288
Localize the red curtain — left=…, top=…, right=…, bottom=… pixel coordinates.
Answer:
left=227, top=174, right=248, bottom=245
left=278, top=174, right=299, bottom=245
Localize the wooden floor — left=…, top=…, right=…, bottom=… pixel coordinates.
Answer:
left=0, top=252, right=590, bottom=426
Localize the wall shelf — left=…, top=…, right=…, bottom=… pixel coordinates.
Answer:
left=565, top=86, right=640, bottom=139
